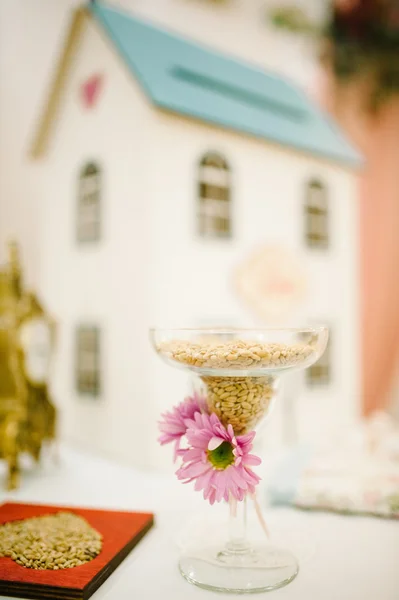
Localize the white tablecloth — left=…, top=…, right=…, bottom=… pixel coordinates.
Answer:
left=1, top=446, right=398, bottom=600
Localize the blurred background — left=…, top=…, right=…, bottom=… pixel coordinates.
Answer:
left=0, top=0, right=398, bottom=500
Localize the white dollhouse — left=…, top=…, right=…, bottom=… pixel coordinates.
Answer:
left=30, top=1, right=362, bottom=467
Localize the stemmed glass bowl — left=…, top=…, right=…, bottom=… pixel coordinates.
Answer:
left=151, top=327, right=328, bottom=594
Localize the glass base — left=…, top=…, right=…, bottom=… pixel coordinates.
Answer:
left=179, top=543, right=299, bottom=594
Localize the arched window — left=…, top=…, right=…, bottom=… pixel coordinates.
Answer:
left=77, top=162, right=101, bottom=242
left=198, top=152, right=231, bottom=238
left=305, top=179, right=328, bottom=248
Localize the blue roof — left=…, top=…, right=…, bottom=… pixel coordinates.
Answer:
left=90, top=2, right=361, bottom=167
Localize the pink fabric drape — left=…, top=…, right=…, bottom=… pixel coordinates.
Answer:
left=321, top=72, right=399, bottom=415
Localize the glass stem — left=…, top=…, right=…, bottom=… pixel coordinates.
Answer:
left=226, top=495, right=250, bottom=554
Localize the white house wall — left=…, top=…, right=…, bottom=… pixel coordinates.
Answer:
left=300, top=163, right=361, bottom=444
left=0, top=1, right=362, bottom=470
left=148, top=110, right=361, bottom=454
left=35, top=12, right=360, bottom=469
left=40, top=18, right=156, bottom=467
left=0, top=0, right=324, bottom=275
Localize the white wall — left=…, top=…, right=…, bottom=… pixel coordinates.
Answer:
left=148, top=110, right=361, bottom=453
left=0, top=0, right=324, bottom=273
left=0, top=0, right=81, bottom=278
left=40, top=18, right=157, bottom=466
left=34, top=11, right=360, bottom=467
left=1, top=0, right=360, bottom=468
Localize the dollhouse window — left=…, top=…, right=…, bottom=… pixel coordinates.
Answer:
left=77, top=162, right=101, bottom=242
left=305, top=179, right=328, bottom=248
left=76, top=326, right=100, bottom=396
left=307, top=330, right=331, bottom=386
left=198, top=152, right=231, bottom=238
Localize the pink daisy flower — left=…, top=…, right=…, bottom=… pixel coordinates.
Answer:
left=158, top=392, right=207, bottom=460
left=176, top=412, right=261, bottom=504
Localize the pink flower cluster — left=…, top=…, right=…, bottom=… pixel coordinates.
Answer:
left=158, top=392, right=206, bottom=460
left=158, top=394, right=261, bottom=504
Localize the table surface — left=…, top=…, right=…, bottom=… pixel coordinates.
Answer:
left=0, top=446, right=398, bottom=600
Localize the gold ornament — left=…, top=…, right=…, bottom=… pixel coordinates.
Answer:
left=0, top=242, right=57, bottom=489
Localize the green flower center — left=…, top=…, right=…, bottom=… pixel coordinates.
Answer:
left=207, top=441, right=235, bottom=470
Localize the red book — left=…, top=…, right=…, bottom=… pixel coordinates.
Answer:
left=0, top=502, right=154, bottom=600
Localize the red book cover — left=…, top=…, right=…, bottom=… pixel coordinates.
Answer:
left=0, top=502, right=154, bottom=600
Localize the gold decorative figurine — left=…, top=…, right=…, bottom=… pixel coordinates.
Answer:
left=0, top=242, right=57, bottom=489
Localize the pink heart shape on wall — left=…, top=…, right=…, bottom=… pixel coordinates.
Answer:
left=81, top=73, right=103, bottom=108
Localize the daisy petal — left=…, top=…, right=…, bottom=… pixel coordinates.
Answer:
left=244, top=454, right=262, bottom=466
left=208, top=436, right=225, bottom=451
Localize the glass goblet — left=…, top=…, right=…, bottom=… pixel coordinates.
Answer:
left=151, top=326, right=328, bottom=594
